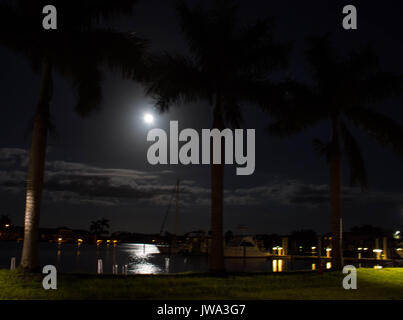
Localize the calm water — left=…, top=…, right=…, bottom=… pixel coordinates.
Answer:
left=0, top=241, right=320, bottom=274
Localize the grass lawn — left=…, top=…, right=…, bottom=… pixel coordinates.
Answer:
left=0, top=268, right=402, bottom=300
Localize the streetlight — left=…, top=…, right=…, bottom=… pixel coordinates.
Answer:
left=373, top=249, right=382, bottom=260
left=272, top=246, right=283, bottom=256
left=357, top=247, right=363, bottom=259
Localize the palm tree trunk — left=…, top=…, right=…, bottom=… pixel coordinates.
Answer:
left=20, top=58, right=53, bottom=272
left=209, top=102, right=225, bottom=274
left=329, top=116, right=343, bottom=270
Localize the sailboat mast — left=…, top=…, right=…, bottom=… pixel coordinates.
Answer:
left=170, top=179, right=180, bottom=250
left=174, top=179, right=180, bottom=237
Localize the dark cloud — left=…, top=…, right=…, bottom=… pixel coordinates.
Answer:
left=0, top=148, right=209, bottom=207
left=0, top=148, right=401, bottom=233
left=232, top=180, right=403, bottom=208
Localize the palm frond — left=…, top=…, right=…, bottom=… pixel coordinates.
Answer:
left=221, top=96, right=242, bottom=128
left=71, top=29, right=148, bottom=81
left=267, top=83, right=326, bottom=137
left=68, top=63, right=103, bottom=117
left=237, top=18, right=290, bottom=76
left=336, top=44, right=403, bottom=107
left=146, top=0, right=289, bottom=124
left=340, top=121, right=368, bottom=189
left=175, top=0, right=213, bottom=62
left=345, top=106, right=403, bottom=155
left=145, top=53, right=207, bottom=112
left=230, top=78, right=289, bottom=115
left=304, top=34, right=339, bottom=84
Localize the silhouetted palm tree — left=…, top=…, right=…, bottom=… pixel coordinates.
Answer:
left=90, top=218, right=110, bottom=240
left=268, top=35, right=403, bottom=270
left=0, top=0, right=147, bottom=272
left=144, top=0, right=289, bottom=273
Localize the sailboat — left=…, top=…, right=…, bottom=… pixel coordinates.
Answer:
left=156, top=183, right=270, bottom=258
left=157, top=180, right=188, bottom=255
left=224, top=236, right=270, bottom=258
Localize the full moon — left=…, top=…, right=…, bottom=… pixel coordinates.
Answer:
left=143, top=113, right=154, bottom=125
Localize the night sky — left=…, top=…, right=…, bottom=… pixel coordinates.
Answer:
left=0, top=0, right=402, bottom=235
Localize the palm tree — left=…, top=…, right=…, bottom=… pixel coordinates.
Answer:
left=268, top=35, right=403, bottom=270
left=99, top=218, right=110, bottom=235
left=90, top=218, right=110, bottom=241
left=144, top=0, right=289, bottom=273
left=0, top=0, right=147, bottom=272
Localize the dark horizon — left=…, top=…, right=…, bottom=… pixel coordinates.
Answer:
left=2, top=220, right=397, bottom=238
left=1, top=0, right=403, bottom=236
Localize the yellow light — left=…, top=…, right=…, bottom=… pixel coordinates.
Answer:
left=363, top=248, right=368, bottom=250
left=312, top=264, right=316, bottom=270
left=373, top=249, right=382, bottom=253
left=278, top=259, right=283, bottom=272
left=357, top=247, right=362, bottom=251
left=311, top=246, right=316, bottom=250
left=113, top=240, right=118, bottom=243
left=4, top=224, right=10, bottom=228
left=326, top=262, right=332, bottom=269
left=396, top=248, right=403, bottom=251
left=77, top=239, right=83, bottom=243
left=58, top=238, right=62, bottom=241
left=107, top=240, right=111, bottom=243
left=326, top=248, right=332, bottom=251
left=272, top=259, right=278, bottom=272
left=374, top=265, right=383, bottom=270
